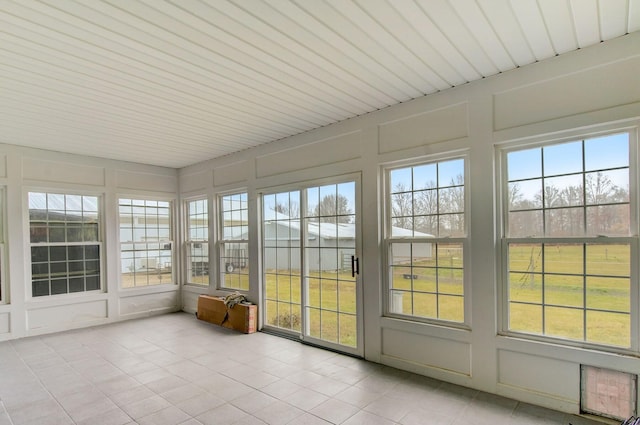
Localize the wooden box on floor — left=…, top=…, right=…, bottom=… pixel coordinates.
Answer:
left=196, top=295, right=257, bottom=334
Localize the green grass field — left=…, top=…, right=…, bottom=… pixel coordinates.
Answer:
left=264, top=270, right=357, bottom=347
left=241, top=242, right=632, bottom=349
left=508, top=243, right=630, bottom=347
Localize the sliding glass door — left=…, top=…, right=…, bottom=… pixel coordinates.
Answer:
left=262, top=177, right=362, bottom=355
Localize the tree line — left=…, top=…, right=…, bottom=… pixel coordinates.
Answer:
left=509, top=171, right=629, bottom=237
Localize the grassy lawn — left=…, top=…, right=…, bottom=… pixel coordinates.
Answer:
left=264, top=269, right=357, bottom=347
left=260, top=243, right=631, bottom=349
left=508, top=243, right=630, bottom=347
left=121, top=270, right=172, bottom=288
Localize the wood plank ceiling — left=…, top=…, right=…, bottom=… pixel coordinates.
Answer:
left=1, top=0, right=639, bottom=168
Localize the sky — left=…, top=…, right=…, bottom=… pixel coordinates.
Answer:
left=507, top=133, right=629, bottom=187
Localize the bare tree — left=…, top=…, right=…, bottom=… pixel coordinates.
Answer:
left=312, top=194, right=352, bottom=223
left=274, top=201, right=299, bottom=218
left=391, top=183, right=413, bottom=231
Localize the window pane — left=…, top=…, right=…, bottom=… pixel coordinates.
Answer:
left=51, top=278, right=68, bottom=295
left=390, top=167, right=412, bottom=192
left=32, top=280, right=50, bottom=297
left=586, top=311, right=629, bottom=347
left=439, top=295, right=463, bottom=322
left=338, top=280, right=356, bottom=314
left=544, top=174, right=583, bottom=207
left=47, top=194, right=65, bottom=210
left=69, top=277, right=84, bottom=293
left=543, top=141, right=582, bottom=175
left=584, top=133, right=628, bottom=171
left=508, top=179, right=542, bottom=210
left=509, top=210, right=543, bottom=237
left=438, top=159, right=464, bottom=187
left=50, top=246, right=67, bottom=262
left=508, top=148, right=541, bottom=181
left=413, top=268, right=436, bottom=293
left=392, top=217, right=414, bottom=236
left=544, top=244, right=582, bottom=274
left=544, top=306, right=584, bottom=341
left=586, top=205, right=629, bottom=236
left=585, top=244, right=629, bottom=277
left=339, top=313, right=357, bottom=347
left=545, top=275, right=583, bottom=308
left=31, top=246, right=49, bottom=262
left=586, top=277, right=629, bottom=313
left=545, top=208, right=584, bottom=237
left=30, top=225, right=47, bottom=243
left=509, top=272, right=542, bottom=303
left=86, top=275, right=100, bottom=291
left=413, top=163, right=437, bottom=189
left=509, top=244, right=542, bottom=273
left=413, top=292, right=437, bottom=318
left=509, top=303, right=542, bottom=334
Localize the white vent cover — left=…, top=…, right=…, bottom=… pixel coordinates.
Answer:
left=581, top=365, right=637, bottom=420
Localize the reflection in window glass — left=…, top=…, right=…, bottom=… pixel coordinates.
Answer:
left=29, top=192, right=101, bottom=297
left=186, top=199, right=208, bottom=286
left=119, top=199, right=173, bottom=288
left=220, top=193, right=248, bottom=290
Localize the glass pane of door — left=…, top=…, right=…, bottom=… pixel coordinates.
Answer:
left=263, top=191, right=302, bottom=332
left=304, top=181, right=358, bottom=350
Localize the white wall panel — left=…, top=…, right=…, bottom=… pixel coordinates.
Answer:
left=255, top=131, right=362, bottom=178
left=378, top=103, right=468, bottom=154
left=213, top=161, right=249, bottom=187
left=381, top=327, right=471, bottom=376
left=494, top=57, right=640, bottom=130
left=119, top=290, right=179, bottom=317
left=497, top=349, right=579, bottom=404
left=181, top=288, right=202, bottom=314
left=0, top=312, right=9, bottom=335
left=22, top=158, right=105, bottom=186
left=26, top=300, right=108, bottom=332
left=0, top=154, right=7, bottom=178
left=180, top=169, right=211, bottom=193
left=116, top=169, right=177, bottom=192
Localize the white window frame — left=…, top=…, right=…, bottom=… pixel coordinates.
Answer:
left=383, top=154, right=470, bottom=327
left=118, top=197, right=175, bottom=288
left=0, top=188, right=5, bottom=304
left=185, top=197, right=209, bottom=287
left=497, top=124, right=639, bottom=353
left=217, top=191, right=249, bottom=291
left=28, top=190, right=103, bottom=298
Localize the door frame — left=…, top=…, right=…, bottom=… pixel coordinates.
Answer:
left=259, top=172, right=364, bottom=357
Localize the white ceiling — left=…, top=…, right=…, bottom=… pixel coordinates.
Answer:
left=1, top=0, right=639, bottom=169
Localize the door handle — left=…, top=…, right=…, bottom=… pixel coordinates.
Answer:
left=351, top=255, right=359, bottom=277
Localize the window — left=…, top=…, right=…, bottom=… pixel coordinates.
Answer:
left=119, top=199, right=173, bottom=287
left=186, top=199, right=209, bottom=286
left=386, top=158, right=466, bottom=323
left=219, top=192, right=248, bottom=290
left=503, top=132, right=633, bottom=348
left=29, top=192, right=101, bottom=297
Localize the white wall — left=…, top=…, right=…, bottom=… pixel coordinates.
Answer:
left=179, top=32, right=640, bottom=415
left=0, top=146, right=180, bottom=341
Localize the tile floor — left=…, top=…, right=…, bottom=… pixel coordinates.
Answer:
left=0, top=312, right=610, bottom=425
